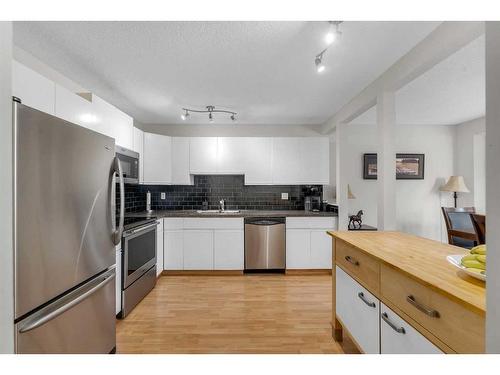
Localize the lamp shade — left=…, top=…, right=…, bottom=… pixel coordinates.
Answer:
left=440, top=176, right=470, bottom=193
left=347, top=184, right=356, bottom=199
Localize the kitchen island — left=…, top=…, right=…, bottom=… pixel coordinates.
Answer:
left=328, top=231, right=486, bottom=354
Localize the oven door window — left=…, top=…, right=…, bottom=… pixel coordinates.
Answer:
left=117, top=153, right=138, bottom=180
left=126, top=229, right=156, bottom=276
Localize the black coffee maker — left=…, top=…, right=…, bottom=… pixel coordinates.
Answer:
left=304, top=186, right=322, bottom=212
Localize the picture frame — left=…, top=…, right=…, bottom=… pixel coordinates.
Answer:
left=363, top=153, right=425, bottom=180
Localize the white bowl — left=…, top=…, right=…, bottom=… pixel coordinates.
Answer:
left=446, top=254, right=486, bottom=282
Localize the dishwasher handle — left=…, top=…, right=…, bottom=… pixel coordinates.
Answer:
left=245, top=217, right=285, bottom=226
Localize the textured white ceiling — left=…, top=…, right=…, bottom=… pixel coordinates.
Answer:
left=13, top=21, right=440, bottom=125
left=350, top=35, right=485, bottom=126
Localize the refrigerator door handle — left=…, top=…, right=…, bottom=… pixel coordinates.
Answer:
left=111, top=157, right=125, bottom=245
left=19, top=269, right=115, bottom=334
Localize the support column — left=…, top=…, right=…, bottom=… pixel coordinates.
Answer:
left=336, top=122, right=349, bottom=230
left=0, top=21, right=14, bottom=353
left=486, top=21, right=500, bottom=354
left=376, top=91, right=397, bottom=230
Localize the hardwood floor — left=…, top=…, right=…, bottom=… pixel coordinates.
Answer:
left=116, top=274, right=359, bottom=354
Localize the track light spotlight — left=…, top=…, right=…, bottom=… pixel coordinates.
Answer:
left=181, top=110, right=189, bottom=121
left=325, top=21, right=342, bottom=46
left=315, top=53, right=325, bottom=73
left=209, top=112, right=214, bottom=123
left=230, top=114, right=236, bottom=122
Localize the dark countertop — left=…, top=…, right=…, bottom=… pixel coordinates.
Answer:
left=125, top=209, right=338, bottom=219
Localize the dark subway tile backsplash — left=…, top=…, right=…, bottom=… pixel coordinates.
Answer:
left=122, top=175, right=322, bottom=213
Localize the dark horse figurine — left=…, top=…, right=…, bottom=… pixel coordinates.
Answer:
left=348, top=210, right=364, bottom=229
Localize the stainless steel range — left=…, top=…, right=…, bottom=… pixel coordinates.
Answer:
left=118, top=217, right=159, bottom=318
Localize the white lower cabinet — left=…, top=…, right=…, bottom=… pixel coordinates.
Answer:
left=336, top=266, right=380, bottom=354
left=156, top=219, right=164, bottom=276
left=214, top=230, right=244, bottom=270
left=164, top=230, right=184, bottom=270
left=285, top=217, right=336, bottom=269
left=380, top=303, right=443, bottom=354
left=162, top=218, right=244, bottom=271
left=310, top=230, right=332, bottom=269
left=183, top=230, right=214, bottom=270
left=286, top=229, right=310, bottom=269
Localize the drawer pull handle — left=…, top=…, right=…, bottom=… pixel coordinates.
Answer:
left=358, top=292, right=376, bottom=308
left=381, top=312, right=406, bottom=334
left=406, top=295, right=440, bottom=318
left=345, top=255, right=359, bottom=266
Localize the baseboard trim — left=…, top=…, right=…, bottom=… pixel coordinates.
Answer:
left=285, top=269, right=332, bottom=275
left=162, top=270, right=244, bottom=276
left=160, top=269, right=332, bottom=276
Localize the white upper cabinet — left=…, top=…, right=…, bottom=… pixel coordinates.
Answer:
left=143, top=132, right=172, bottom=184
left=241, top=138, right=273, bottom=185
left=216, top=138, right=248, bottom=174
left=299, top=138, right=329, bottom=184
left=171, top=137, right=192, bottom=185
left=189, top=137, right=218, bottom=174
left=272, top=138, right=301, bottom=184
left=12, top=61, right=56, bottom=115
left=93, top=95, right=133, bottom=149
left=55, top=84, right=104, bottom=134
left=132, top=127, right=144, bottom=183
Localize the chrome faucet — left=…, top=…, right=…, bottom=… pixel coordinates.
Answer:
left=219, top=199, right=225, bottom=212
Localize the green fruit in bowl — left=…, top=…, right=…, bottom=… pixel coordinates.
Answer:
left=466, top=268, right=486, bottom=276
left=471, top=245, right=487, bottom=255
left=461, top=259, right=486, bottom=270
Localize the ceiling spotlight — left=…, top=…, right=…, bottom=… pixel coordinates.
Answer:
left=315, top=52, right=325, bottom=73
left=325, top=21, right=342, bottom=46
left=181, top=110, right=189, bottom=121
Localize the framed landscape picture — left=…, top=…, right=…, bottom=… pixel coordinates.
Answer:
left=363, top=153, right=425, bottom=180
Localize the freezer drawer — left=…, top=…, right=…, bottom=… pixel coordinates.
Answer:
left=16, top=267, right=116, bottom=354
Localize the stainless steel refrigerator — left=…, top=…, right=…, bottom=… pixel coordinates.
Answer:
left=13, top=98, right=124, bottom=353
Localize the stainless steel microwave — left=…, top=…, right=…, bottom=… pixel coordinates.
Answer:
left=115, top=146, right=139, bottom=184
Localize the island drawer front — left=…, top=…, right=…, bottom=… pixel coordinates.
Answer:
left=335, top=240, right=380, bottom=295
left=336, top=266, right=380, bottom=354
left=380, top=264, right=485, bottom=353
left=380, top=302, right=443, bottom=354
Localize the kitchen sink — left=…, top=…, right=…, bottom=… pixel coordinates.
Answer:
left=196, top=210, right=240, bottom=214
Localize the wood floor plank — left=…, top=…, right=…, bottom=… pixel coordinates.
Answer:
left=116, top=274, right=359, bottom=354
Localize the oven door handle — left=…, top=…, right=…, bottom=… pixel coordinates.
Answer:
left=123, top=221, right=159, bottom=237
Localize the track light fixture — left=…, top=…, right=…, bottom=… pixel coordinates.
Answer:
left=181, top=105, right=237, bottom=123
left=314, top=21, right=343, bottom=73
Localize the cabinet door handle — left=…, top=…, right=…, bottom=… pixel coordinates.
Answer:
left=381, top=312, right=406, bottom=334
left=357, top=292, right=376, bottom=308
left=406, top=295, right=440, bottom=318
left=345, top=255, right=359, bottom=266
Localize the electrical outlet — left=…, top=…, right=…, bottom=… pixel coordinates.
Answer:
left=281, top=192, right=289, bottom=200
left=161, top=192, right=166, bottom=200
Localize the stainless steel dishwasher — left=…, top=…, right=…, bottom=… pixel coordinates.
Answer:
left=244, top=217, right=286, bottom=272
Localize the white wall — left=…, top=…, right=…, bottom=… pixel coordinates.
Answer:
left=339, top=123, right=455, bottom=242
left=0, top=21, right=14, bottom=353
left=454, top=117, right=486, bottom=209
left=485, top=21, right=500, bottom=354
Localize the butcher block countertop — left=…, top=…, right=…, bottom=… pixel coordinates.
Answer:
left=327, top=231, right=486, bottom=316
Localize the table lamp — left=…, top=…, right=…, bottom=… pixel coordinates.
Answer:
left=440, top=176, right=469, bottom=208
